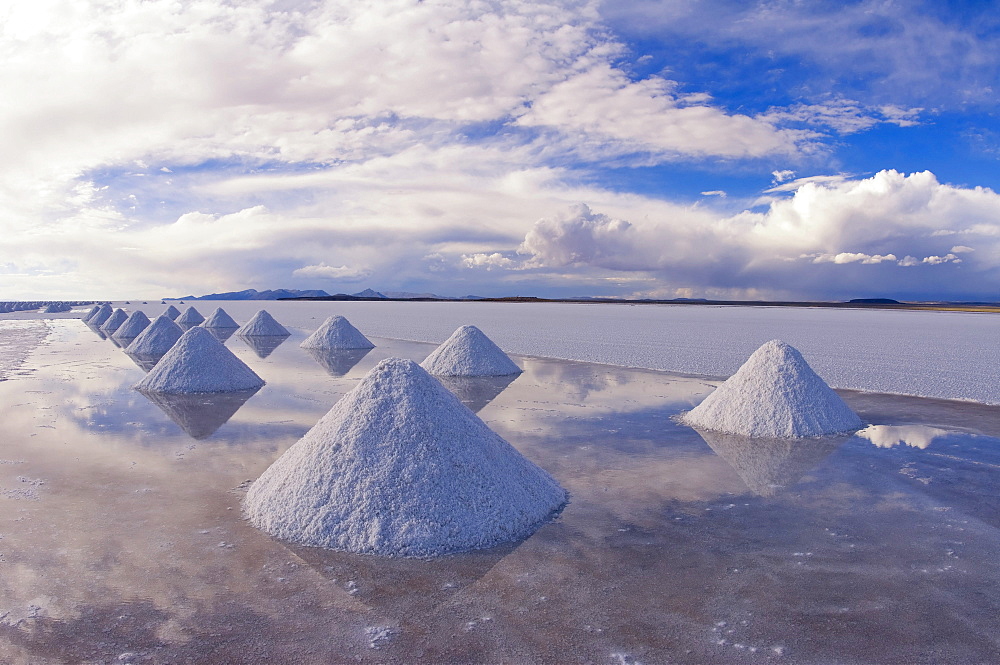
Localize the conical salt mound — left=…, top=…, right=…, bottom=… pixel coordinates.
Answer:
left=420, top=325, right=521, bottom=377
left=100, top=308, right=129, bottom=333
left=126, top=315, right=183, bottom=357
left=244, top=358, right=567, bottom=557
left=299, top=315, right=374, bottom=350
left=680, top=340, right=863, bottom=438
left=163, top=305, right=181, bottom=320
left=202, top=307, right=239, bottom=329
left=236, top=309, right=289, bottom=337
left=112, top=310, right=151, bottom=341
left=82, top=305, right=100, bottom=322
left=89, top=303, right=113, bottom=326
left=175, top=306, right=205, bottom=326
left=134, top=326, right=264, bottom=394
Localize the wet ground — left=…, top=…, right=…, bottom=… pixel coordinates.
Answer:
left=1, top=319, right=999, bottom=664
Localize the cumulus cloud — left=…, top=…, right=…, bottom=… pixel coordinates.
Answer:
left=461, top=253, right=517, bottom=270
left=292, top=263, right=372, bottom=281
left=514, top=170, right=1000, bottom=299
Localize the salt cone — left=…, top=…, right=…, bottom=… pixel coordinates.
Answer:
left=420, top=325, right=521, bottom=377
left=134, top=326, right=264, bottom=394
left=680, top=340, right=862, bottom=438
left=244, top=358, right=566, bottom=557
left=299, top=315, right=374, bottom=350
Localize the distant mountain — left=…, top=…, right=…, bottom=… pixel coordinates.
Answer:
left=166, top=288, right=331, bottom=301
left=352, top=288, right=387, bottom=299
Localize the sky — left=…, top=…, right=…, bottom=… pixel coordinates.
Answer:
left=2, top=0, right=999, bottom=301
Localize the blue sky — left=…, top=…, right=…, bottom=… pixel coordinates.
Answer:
left=1, top=0, right=998, bottom=300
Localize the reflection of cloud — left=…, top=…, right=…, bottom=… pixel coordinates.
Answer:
left=855, top=424, right=950, bottom=450
left=237, top=333, right=290, bottom=359
left=694, top=428, right=849, bottom=497
left=203, top=326, right=236, bottom=342
left=436, top=374, right=518, bottom=413
left=136, top=387, right=262, bottom=440
left=304, top=347, right=372, bottom=377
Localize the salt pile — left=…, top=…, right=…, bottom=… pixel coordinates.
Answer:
left=679, top=340, right=863, bottom=437
left=175, top=306, right=205, bottom=326
left=125, top=315, right=185, bottom=358
left=112, top=310, right=151, bottom=341
left=100, top=308, right=129, bottom=334
left=82, top=305, right=100, bottom=321
left=135, top=326, right=264, bottom=394
left=420, top=325, right=522, bottom=376
left=163, top=305, right=181, bottom=320
left=236, top=309, right=289, bottom=337
left=89, top=304, right=113, bottom=327
left=300, top=315, right=374, bottom=350
left=244, top=358, right=567, bottom=557
left=202, top=307, right=239, bottom=329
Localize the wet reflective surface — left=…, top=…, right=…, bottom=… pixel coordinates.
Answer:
left=2, top=320, right=1000, bottom=664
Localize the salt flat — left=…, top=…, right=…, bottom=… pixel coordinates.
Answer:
left=0, top=316, right=999, bottom=664
left=26, top=300, right=993, bottom=404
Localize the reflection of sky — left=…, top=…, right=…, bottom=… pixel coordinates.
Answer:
left=4, top=320, right=1000, bottom=663
left=856, top=424, right=951, bottom=449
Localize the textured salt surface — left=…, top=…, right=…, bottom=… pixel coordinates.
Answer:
left=0, top=320, right=49, bottom=380
left=126, top=315, right=183, bottom=357
left=99, top=308, right=129, bottom=333
left=236, top=309, right=289, bottom=337
left=300, top=315, right=374, bottom=350
left=112, top=310, right=151, bottom=341
left=175, top=306, right=205, bottom=326
left=89, top=304, right=113, bottom=326
left=202, top=307, right=239, bottom=329
left=134, top=326, right=264, bottom=394
left=163, top=304, right=181, bottom=320
left=244, top=358, right=567, bottom=557
left=680, top=340, right=863, bottom=437
left=420, top=325, right=521, bottom=377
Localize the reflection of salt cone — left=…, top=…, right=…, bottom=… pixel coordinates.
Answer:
left=137, top=387, right=261, bottom=439
left=127, top=353, right=161, bottom=372
left=436, top=374, right=518, bottom=413
left=305, top=347, right=372, bottom=377
left=238, top=334, right=288, bottom=359
left=694, top=428, right=848, bottom=497
left=203, top=326, right=237, bottom=342
left=85, top=321, right=108, bottom=340
left=289, top=541, right=517, bottom=617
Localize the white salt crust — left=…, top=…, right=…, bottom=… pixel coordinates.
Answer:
left=163, top=305, right=181, bottom=320
left=236, top=310, right=289, bottom=337
left=679, top=339, right=863, bottom=438
left=300, top=315, right=374, bottom=350
left=420, top=325, right=522, bottom=377
left=135, top=326, right=265, bottom=394
left=202, top=307, right=239, bottom=329
left=89, top=304, right=114, bottom=327
left=244, top=358, right=567, bottom=557
left=126, top=315, right=184, bottom=357
left=100, top=308, right=129, bottom=334
left=175, top=306, right=205, bottom=326
left=112, top=310, right=151, bottom=341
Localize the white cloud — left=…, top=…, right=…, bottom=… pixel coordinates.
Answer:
left=700, top=190, right=726, bottom=198
left=950, top=245, right=974, bottom=253
left=292, top=263, right=371, bottom=281
left=762, top=97, right=923, bottom=135
left=772, top=170, right=795, bottom=183
left=461, top=253, right=517, bottom=270
left=810, top=252, right=898, bottom=265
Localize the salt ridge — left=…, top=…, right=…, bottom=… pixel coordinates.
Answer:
left=300, top=315, right=374, bottom=350
left=680, top=340, right=863, bottom=438
left=135, top=326, right=264, bottom=394
left=89, top=304, right=113, bottom=327
left=236, top=310, right=289, bottom=337
left=175, top=306, right=205, bottom=326
left=244, top=358, right=567, bottom=557
left=163, top=305, right=181, bottom=320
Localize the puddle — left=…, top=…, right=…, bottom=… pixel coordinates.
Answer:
left=1, top=320, right=1000, bottom=663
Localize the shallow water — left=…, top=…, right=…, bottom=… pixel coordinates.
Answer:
left=1, top=320, right=1000, bottom=664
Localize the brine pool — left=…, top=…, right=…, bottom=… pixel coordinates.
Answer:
left=1, top=315, right=999, bottom=664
